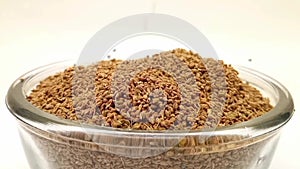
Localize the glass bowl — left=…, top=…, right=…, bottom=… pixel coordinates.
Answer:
left=6, top=60, right=294, bottom=169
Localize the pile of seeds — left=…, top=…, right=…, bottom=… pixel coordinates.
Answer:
left=24, top=48, right=275, bottom=169
left=27, top=48, right=272, bottom=130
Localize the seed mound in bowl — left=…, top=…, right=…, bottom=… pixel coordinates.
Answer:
left=22, top=48, right=276, bottom=169
left=27, top=48, right=272, bottom=130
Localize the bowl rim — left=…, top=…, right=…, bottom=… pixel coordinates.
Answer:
left=5, top=60, right=294, bottom=138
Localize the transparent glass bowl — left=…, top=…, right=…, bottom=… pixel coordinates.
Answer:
left=6, top=61, right=294, bottom=169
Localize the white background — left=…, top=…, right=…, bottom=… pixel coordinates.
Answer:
left=0, top=0, right=299, bottom=168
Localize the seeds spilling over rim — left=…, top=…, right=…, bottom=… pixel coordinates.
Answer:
left=27, top=49, right=273, bottom=130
